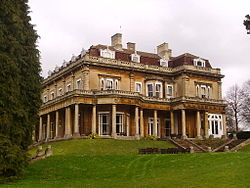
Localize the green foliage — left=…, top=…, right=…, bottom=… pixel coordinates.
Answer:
left=0, top=0, right=41, bottom=149
left=87, top=133, right=99, bottom=139
left=0, top=0, right=41, bottom=181
left=237, top=131, right=250, bottom=139
left=0, top=135, right=29, bottom=183
left=144, top=135, right=157, bottom=140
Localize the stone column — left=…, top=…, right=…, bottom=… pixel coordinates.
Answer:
left=39, top=116, right=43, bottom=141
left=46, top=113, right=50, bottom=140
left=181, top=109, right=187, bottom=139
left=154, top=110, right=158, bottom=137
left=135, top=106, right=139, bottom=136
left=92, top=105, right=96, bottom=134
left=140, top=108, right=144, bottom=137
left=222, top=114, right=227, bottom=138
left=73, top=104, right=80, bottom=138
left=55, top=111, right=59, bottom=138
left=112, top=104, right=117, bottom=137
left=204, top=112, right=209, bottom=138
left=170, top=111, right=174, bottom=135
left=64, top=107, right=72, bottom=138
left=196, top=111, right=202, bottom=139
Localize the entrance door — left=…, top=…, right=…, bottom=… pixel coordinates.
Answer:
left=165, top=119, right=171, bottom=137
left=116, top=114, right=123, bottom=135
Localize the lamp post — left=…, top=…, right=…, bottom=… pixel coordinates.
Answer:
left=243, top=15, right=250, bottom=34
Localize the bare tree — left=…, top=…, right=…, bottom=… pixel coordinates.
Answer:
left=225, top=84, right=243, bottom=132
left=240, top=80, right=250, bottom=127
left=243, top=14, right=250, bottom=34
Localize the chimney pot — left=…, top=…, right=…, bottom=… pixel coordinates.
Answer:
left=157, top=42, right=172, bottom=59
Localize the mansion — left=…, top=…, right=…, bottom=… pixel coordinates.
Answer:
left=37, top=33, right=227, bottom=141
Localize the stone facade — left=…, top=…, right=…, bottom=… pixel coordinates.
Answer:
left=37, top=33, right=227, bottom=141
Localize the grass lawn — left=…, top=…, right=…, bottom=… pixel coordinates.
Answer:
left=1, top=139, right=250, bottom=188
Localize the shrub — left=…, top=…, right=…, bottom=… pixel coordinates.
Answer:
left=236, top=131, right=250, bottom=139
left=0, top=135, right=29, bottom=183
left=88, top=133, right=99, bottom=139
left=144, top=135, right=157, bottom=140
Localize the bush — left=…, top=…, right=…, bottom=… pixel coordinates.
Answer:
left=236, top=131, right=250, bottom=139
left=0, top=135, right=29, bottom=183
left=88, top=133, right=99, bottom=139
left=144, top=135, right=157, bottom=140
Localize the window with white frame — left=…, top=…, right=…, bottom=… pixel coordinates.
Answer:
left=58, top=88, right=63, bottom=96
left=100, top=48, right=115, bottom=59
left=196, top=84, right=212, bottom=98
left=208, top=114, right=223, bottom=138
left=50, top=92, right=55, bottom=100
left=166, top=85, right=174, bottom=98
left=98, top=113, right=110, bottom=135
left=131, top=53, right=140, bottom=63
left=146, top=82, right=163, bottom=98
left=67, top=84, right=71, bottom=92
left=116, top=113, right=124, bottom=134
left=99, top=78, right=119, bottom=90
left=160, top=58, right=168, bottom=67
left=155, top=83, right=162, bottom=98
left=43, top=95, right=48, bottom=103
left=147, top=83, right=154, bottom=97
left=76, top=79, right=81, bottom=89
left=148, top=118, right=160, bottom=136
left=135, top=82, right=142, bottom=93
left=193, top=58, right=206, bottom=67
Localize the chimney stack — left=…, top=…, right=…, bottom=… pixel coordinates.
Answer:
left=127, top=42, right=136, bottom=51
left=111, top=33, right=122, bottom=50
left=157, top=42, right=172, bottom=59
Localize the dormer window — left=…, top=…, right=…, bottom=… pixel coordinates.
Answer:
left=131, top=53, right=140, bottom=63
left=193, top=58, right=206, bottom=67
left=100, top=48, right=115, bottom=59
left=160, top=58, right=168, bottom=67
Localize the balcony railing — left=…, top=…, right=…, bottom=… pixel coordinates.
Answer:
left=41, top=89, right=226, bottom=107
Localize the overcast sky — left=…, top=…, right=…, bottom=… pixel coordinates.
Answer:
left=28, top=0, right=250, bottom=96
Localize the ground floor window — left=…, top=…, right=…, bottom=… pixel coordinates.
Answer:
left=116, top=113, right=124, bottom=134
left=148, top=118, right=160, bottom=136
left=99, top=113, right=110, bottom=135
left=208, top=114, right=223, bottom=138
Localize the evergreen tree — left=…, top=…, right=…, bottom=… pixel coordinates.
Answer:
left=0, top=0, right=41, bottom=179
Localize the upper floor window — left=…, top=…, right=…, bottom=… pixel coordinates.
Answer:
left=160, top=58, right=168, bottom=67
left=100, top=78, right=119, bottom=90
left=135, top=82, right=142, bottom=93
left=76, top=79, right=81, bottom=89
left=50, top=92, right=55, bottom=100
left=196, top=84, right=211, bottom=98
left=146, top=82, right=163, bottom=98
left=58, top=88, right=63, bottom=96
left=67, top=84, right=71, bottom=92
left=193, top=58, right=206, bottom=67
left=100, top=48, right=115, bottom=59
left=166, top=85, right=174, bottom=98
left=43, top=95, right=48, bottom=103
left=131, top=53, right=140, bottom=63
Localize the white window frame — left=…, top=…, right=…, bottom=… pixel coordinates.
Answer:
left=106, top=79, right=113, bottom=90
left=148, top=118, right=160, bottom=136
left=100, top=49, right=115, bottom=59
left=155, top=82, right=163, bottom=98
left=76, top=79, right=81, bottom=89
left=146, top=82, right=154, bottom=97
left=58, top=88, right=63, bottom=96
left=131, top=53, right=140, bottom=63
left=115, top=79, right=119, bottom=90
left=193, top=58, right=206, bottom=67
left=166, top=84, right=174, bottom=98
left=98, top=112, right=110, bottom=136
left=135, top=82, right=142, bottom=93
left=66, top=84, right=71, bottom=92
left=43, top=95, right=48, bottom=103
left=160, top=58, right=168, bottom=67
left=201, top=85, right=206, bottom=98
left=100, top=78, right=105, bottom=90
left=50, top=92, right=55, bottom=100
left=208, top=114, right=223, bottom=138
left=116, top=113, right=124, bottom=134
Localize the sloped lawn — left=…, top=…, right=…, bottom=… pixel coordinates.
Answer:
left=1, top=139, right=250, bottom=188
